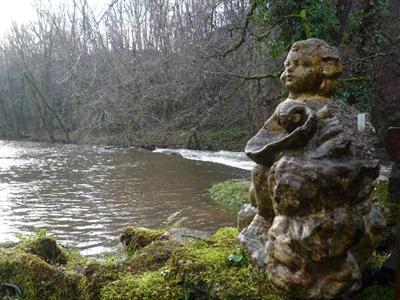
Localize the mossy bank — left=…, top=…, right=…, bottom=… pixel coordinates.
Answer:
left=0, top=223, right=395, bottom=300
left=0, top=227, right=283, bottom=300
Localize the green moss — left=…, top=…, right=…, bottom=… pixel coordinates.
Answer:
left=209, top=180, right=250, bottom=210
left=371, top=180, right=399, bottom=227
left=100, top=227, right=283, bottom=299
left=213, top=227, right=240, bottom=247
left=5, top=225, right=393, bottom=299
left=64, top=247, right=92, bottom=272
left=366, top=251, right=389, bottom=274
left=0, top=248, right=84, bottom=299
left=18, top=236, right=67, bottom=265
left=372, top=180, right=389, bottom=202
left=101, top=272, right=189, bottom=300
left=354, top=285, right=394, bottom=300
left=123, top=240, right=179, bottom=273
left=83, top=262, right=120, bottom=300
left=120, top=227, right=164, bottom=251
left=165, top=227, right=282, bottom=299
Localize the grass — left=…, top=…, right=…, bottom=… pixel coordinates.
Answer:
left=209, top=180, right=250, bottom=210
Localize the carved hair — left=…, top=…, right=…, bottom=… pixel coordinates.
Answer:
left=290, top=38, right=342, bottom=96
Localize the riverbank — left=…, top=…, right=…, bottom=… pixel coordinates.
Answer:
left=0, top=179, right=396, bottom=299
left=1, top=127, right=252, bottom=151
left=0, top=226, right=394, bottom=300
left=6, top=127, right=253, bottom=152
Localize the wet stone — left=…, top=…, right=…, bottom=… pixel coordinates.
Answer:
left=237, top=203, right=258, bottom=231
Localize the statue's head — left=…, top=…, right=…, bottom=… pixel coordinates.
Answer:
left=280, top=38, right=342, bottom=100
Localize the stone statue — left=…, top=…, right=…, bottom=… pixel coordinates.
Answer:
left=238, top=38, right=386, bottom=299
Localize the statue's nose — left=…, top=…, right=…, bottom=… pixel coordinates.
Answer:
left=286, top=64, right=294, bottom=72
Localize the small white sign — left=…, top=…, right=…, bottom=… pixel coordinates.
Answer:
left=357, top=113, right=366, bottom=132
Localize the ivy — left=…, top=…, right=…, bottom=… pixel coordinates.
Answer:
left=247, top=0, right=391, bottom=111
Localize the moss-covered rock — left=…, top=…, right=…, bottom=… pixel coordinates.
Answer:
left=83, top=262, right=120, bottom=300
left=0, top=226, right=394, bottom=299
left=123, top=240, right=179, bottom=273
left=120, top=227, right=164, bottom=251
left=19, top=236, right=67, bottom=265
left=167, top=228, right=280, bottom=299
left=0, top=248, right=84, bottom=299
left=103, top=227, right=284, bottom=300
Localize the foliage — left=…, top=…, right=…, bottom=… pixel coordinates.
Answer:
left=228, top=248, right=247, bottom=267
left=249, top=0, right=393, bottom=114
left=200, top=127, right=252, bottom=151
left=0, top=0, right=397, bottom=147
left=354, top=285, right=394, bottom=300
left=366, top=251, right=388, bottom=274
left=209, top=180, right=250, bottom=210
left=252, top=0, right=340, bottom=46
left=0, top=0, right=261, bottom=148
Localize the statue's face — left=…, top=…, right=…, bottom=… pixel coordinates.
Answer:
left=280, top=49, right=323, bottom=95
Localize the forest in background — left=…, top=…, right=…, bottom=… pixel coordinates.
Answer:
left=0, top=0, right=398, bottom=150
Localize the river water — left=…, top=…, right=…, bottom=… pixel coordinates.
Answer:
left=0, top=141, right=250, bottom=255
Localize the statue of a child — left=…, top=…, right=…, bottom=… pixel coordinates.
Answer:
left=239, top=38, right=385, bottom=299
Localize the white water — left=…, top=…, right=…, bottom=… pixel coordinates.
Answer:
left=153, top=148, right=255, bottom=171
left=153, top=148, right=391, bottom=181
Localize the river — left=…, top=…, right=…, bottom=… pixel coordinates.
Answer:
left=0, top=140, right=251, bottom=255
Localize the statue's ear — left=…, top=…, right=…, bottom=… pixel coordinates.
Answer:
left=321, top=58, right=342, bottom=79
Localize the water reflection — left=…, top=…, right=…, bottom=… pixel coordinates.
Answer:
left=0, top=141, right=248, bottom=254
